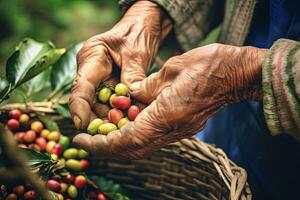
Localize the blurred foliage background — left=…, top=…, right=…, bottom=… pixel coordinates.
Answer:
left=0, top=0, right=121, bottom=74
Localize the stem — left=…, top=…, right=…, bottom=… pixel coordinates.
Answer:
left=0, top=102, right=55, bottom=113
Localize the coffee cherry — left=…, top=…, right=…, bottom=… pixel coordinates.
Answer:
left=40, top=129, right=50, bottom=138
left=12, top=185, right=25, bottom=196
left=128, top=105, right=140, bottom=121
left=51, top=143, right=63, bottom=156
left=23, top=190, right=36, bottom=200
left=7, top=119, right=20, bottom=131
left=98, top=123, right=117, bottom=135
left=59, top=135, right=70, bottom=150
left=65, top=159, right=83, bottom=171
left=15, top=132, right=25, bottom=143
left=109, top=94, right=117, bottom=107
left=46, top=141, right=56, bottom=154
left=98, top=87, right=112, bottom=103
left=47, top=131, right=61, bottom=142
left=87, top=118, right=104, bottom=135
left=94, top=103, right=110, bottom=118
left=115, top=83, right=128, bottom=96
left=28, top=144, right=41, bottom=151
left=67, top=185, right=78, bottom=198
left=74, top=175, right=87, bottom=189
left=51, top=154, right=58, bottom=161
left=78, top=149, right=88, bottom=158
left=80, top=159, right=90, bottom=170
left=30, top=121, right=44, bottom=133
left=63, top=174, right=75, bottom=183
left=117, top=118, right=129, bottom=129
left=60, top=182, right=68, bottom=193
left=24, top=130, right=36, bottom=143
left=97, top=193, right=107, bottom=200
left=19, top=114, right=30, bottom=125
left=5, top=193, right=17, bottom=200
left=108, top=108, right=124, bottom=125
left=35, top=137, right=47, bottom=151
left=56, top=193, right=64, bottom=200
left=47, top=179, right=61, bottom=192
left=112, top=96, right=131, bottom=110
left=63, top=148, right=78, bottom=159
left=9, top=109, right=21, bottom=120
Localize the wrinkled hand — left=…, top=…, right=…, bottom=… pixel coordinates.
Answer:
left=69, top=1, right=172, bottom=129
left=73, top=44, right=267, bottom=159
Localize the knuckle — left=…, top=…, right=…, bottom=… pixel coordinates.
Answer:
left=163, top=55, right=184, bottom=74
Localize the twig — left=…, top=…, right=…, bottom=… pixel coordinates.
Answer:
left=0, top=102, right=61, bottom=113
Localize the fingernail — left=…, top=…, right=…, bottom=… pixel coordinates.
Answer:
left=73, top=115, right=82, bottom=129
left=130, top=82, right=141, bottom=91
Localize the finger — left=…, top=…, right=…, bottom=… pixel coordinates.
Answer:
left=129, top=57, right=182, bottom=103
left=73, top=133, right=110, bottom=157
left=69, top=44, right=112, bottom=129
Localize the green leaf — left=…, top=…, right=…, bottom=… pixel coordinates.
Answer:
left=22, top=68, right=51, bottom=94
left=19, top=148, right=57, bottom=179
left=19, top=148, right=52, bottom=163
left=51, top=43, right=82, bottom=92
left=6, top=38, right=65, bottom=87
left=89, top=176, right=131, bottom=200
left=0, top=76, right=8, bottom=91
left=54, top=103, right=71, bottom=118
left=0, top=84, right=12, bottom=103
left=37, top=114, right=60, bottom=132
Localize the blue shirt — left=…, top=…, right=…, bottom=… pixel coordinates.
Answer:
left=197, top=0, right=300, bottom=199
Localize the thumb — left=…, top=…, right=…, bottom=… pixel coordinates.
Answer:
left=129, top=57, right=182, bottom=103
left=69, top=44, right=112, bottom=129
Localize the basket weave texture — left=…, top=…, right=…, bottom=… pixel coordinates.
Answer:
left=56, top=118, right=252, bottom=200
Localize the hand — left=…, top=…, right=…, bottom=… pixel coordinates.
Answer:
left=69, top=1, right=172, bottom=129
left=73, top=44, right=267, bottom=159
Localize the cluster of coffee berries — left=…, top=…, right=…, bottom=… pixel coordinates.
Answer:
left=87, top=83, right=141, bottom=135
left=2, top=109, right=107, bottom=200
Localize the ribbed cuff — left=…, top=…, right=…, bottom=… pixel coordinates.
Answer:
left=262, top=39, right=300, bottom=141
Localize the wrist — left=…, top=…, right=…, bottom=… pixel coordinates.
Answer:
left=225, top=46, right=267, bottom=103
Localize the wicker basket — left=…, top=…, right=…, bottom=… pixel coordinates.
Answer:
left=55, top=117, right=252, bottom=200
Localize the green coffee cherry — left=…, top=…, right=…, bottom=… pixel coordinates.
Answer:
left=59, top=135, right=70, bottom=150
left=78, top=149, right=88, bottom=158
left=68, top=185, right=78, bottom=198
left=115, top=83, right=128, bottom=96
left=65, top=159, right=83, bottom=171
left=63, top=148, right=78, bottom=159
left=87, top=118, right=104, bottom=135
left=98, top=87, right=112, bottom=103
left=109, top=94, right=117, bottom=107
left=118, top=118, right=129, bottom=129
left=98, top=123, right=117, bottom=135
